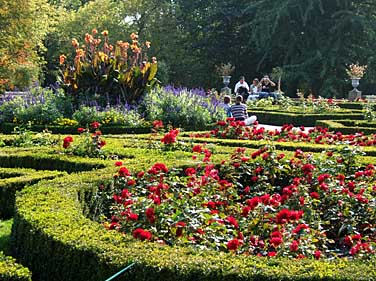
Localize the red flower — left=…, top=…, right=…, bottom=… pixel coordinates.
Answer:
left=152, top=120, right=164, bottom=129
left=115, top=161, right=122, bottom=167
left=127, top=213, right=138, bottom=221
left=227, top=238, right=241, bottom=251
left=77, top=127, right=85, bottom=133
left=148, top=163, right=168, bottom=174
left=133, top=228, right=152, bottom=241
left=91, top=121, right=100, bottom=129
left=290, top=240, right=299, bottom=252
left=175, top=221, right=186, bottom=237
left=314, top=250, right=321, bottom=260
left=225, top=216, right=239, bottom=228
left=63, top=136, right=74, bottom=148
left=310, top=192, right=320, bottom=199
left=118, top=167, right=130, bottom=177
left=192, top=145, right=202, bottom=153
left=267, top=251, right=277, bottom=257
left=185, top=167, right=196, bottom=176
left=63, top=136, right=73, bottom=143
left=145, top=208, right=156, bottom=223
left=270, top=237, right=283, bottom=248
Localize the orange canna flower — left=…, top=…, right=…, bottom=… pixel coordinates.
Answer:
left=108, top=44, right=113, bottom=51
left=102, top=30, right=109, bottom=36
left=122, top=42, right=130, bottom=49
left=130, top=32, right=138, bottom=40
left=132, top=46, right=141, bottom=54
left=71, top=38, right=79, bottom=48
left=145, top=41, right=151, bottom=48
left=92, top=28, right=98, bottom=35
left=59, top=54, right=67, bottom=65
left=84, top=33, right=93, bottom=44
left=94, top=39, right=101, bottom=45
left=76, top=49, right=85, bottom=57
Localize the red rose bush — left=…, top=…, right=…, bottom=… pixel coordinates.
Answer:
left=100, top=144, right=375, bottom=259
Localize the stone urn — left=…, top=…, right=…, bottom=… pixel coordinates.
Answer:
left=351, top=78, right=360, bottom=89
left=348, top=78, right=362, bottom=101
left=221, top=75, right=232, bottom=95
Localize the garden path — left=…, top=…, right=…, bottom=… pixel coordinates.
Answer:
left=257, top=124, right=315, bottom=133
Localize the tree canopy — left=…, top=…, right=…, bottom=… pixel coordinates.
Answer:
left=2, top=0, right=376, bottom=97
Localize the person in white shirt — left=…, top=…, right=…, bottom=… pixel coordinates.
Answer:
left=234, top=76, right=249, bottom=100
left=247, top=78, right=260, bottom=101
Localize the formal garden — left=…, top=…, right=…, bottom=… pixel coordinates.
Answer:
left=1, top=0, right=376, bottom=280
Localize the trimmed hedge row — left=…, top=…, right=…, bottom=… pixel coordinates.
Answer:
left=0, top=123, right=215, bottom=135
left=316, top=120, right=376, bottom=135
left=334, top=120, right=376, bottom=128
left=0, top=149, right=106, bottom=173
left=0, top=168, right=66, bottom=219
left=0, top=122, right=152, bottom=135
left=247, top=110, right=364, bottom=126
left=5, top=142, right=376, bottom=281
left=0, top=252, right=31, bottom=281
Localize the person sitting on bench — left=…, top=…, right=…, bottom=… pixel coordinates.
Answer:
left=234, top=76, right=250, bottom=101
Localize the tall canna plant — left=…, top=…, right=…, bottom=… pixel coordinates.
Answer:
left=59, top=29, right=158, bottom=107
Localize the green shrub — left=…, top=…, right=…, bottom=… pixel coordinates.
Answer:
left=142, top=87, right=225, bottom=129
left=0, top=168, right=66, bottom=219
left=0, top=251, right=32, bottom=281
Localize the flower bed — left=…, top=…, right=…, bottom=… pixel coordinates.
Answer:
left=4, top=134, right=376, bottom=280
left=103, top=144, right=375, bottom=259
left=192, top=118, right=376, bottom=147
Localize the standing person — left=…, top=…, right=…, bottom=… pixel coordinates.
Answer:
left=231, top=95, right=248, bottom=121
left=234, top=76, right=250, bottom=101
left=223, top=95, right=232, bottom=117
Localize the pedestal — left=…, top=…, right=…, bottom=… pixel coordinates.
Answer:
left=220, top=86, right=231, bottom=96
left=348, top=88, right=362, bottom=101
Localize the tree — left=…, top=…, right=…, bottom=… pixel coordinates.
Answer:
left=242, top=0, right=376, bottom=97
left=0, top=0, right=53, bottom=91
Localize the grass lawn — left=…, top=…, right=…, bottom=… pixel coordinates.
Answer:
left=0, top=219, right=12, bottom=254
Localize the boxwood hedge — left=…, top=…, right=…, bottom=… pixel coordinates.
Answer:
left=0, top=168, right=66, bottom=219
left=0, top=252, right=31, bottom=281
left=316, top=120, right=376, bottom=135
left=3, top=137, right=375, bottom=281
left=247, top=110, right=364, bottom=126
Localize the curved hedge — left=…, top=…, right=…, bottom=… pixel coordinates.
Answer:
left=0, top=252, right=31, bottom=281
left=5, top=139, right=376, bottom=281
left=0, top=168, right=66, bottom=219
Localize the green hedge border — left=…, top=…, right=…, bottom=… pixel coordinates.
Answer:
left=316, top=120, right=376, bottom=135
left=0, top=123, right=216, bottom=135
left=0, top=168, right=66, bottom=219
left=3, top=139, right=375, bottom=281
left=247, top=110, right=364, bottom=126
left=0, top=252, right=31, bottom=281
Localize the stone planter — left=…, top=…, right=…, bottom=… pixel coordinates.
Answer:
left=221, top=75, right=232, bottom=95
